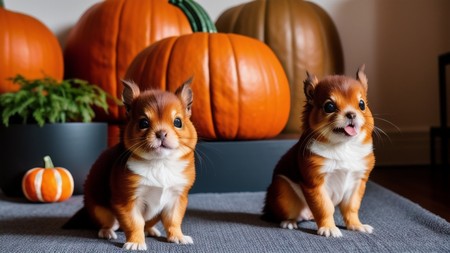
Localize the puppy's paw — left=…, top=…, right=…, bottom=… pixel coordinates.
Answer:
left=317, top=226, right=342, bottom=238
left=123, top=242, right=147, bottom=251
left=98, top=228, right=117, bottom=240
left=145, top=227, right=161, bottom=237
left=280, top=220, right=298, bottom=230
left=168, top=235, right=193, bottom=244
left=347, top=224, right=373, bottom=234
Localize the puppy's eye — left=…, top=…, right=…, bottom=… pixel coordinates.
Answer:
left=139, top=118, right=150, bottom=129
left=323, top=101, right=337, bottom=113
left=359, top=100, right=366, bottom=111
left=174, top=117, right=182, bottom=128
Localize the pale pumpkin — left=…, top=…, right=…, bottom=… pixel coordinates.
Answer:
left=22, top=156, right=74, bottom=202
left=216, top=0, right=344, bottom=133
left=125, top=0, right=290, bottom=140
left=0, top=0, right=63, bottom=93
left=64, top=0, right=193, bottom=122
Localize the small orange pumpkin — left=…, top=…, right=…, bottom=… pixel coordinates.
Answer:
left=22, top=156, right=74, bottom=202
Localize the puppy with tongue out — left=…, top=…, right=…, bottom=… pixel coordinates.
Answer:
left=263, top=65, right=375, bottom=238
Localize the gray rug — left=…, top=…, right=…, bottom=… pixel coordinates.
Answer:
left=0, top=182, right=449, bottom=252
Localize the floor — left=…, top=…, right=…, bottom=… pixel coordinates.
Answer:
left=370, top=165, right=450, bottom=222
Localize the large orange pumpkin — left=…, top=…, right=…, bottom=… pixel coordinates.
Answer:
left=64, top=0, right=193, bottom=122
left=216, top=0, right=344, bottom=133
left=125, top=0, right=290, bottom=140
left=22, top=156, right=74, bottom=203
left=0, top=0, right=63, bottom=93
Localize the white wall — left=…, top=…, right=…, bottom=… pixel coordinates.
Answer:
left=5, top=0, right=450, bottom=164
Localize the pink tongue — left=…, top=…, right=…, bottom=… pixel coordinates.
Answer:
left=344, top=125, right=357, bottom=136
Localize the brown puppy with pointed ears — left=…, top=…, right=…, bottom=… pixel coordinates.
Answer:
left=263, top=66, right=375, bottom=237
left=83, top=78, right=197, bottom=250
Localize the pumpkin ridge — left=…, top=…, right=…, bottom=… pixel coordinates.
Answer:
left=176, top=7, right=188, bottom=34
left=226, top=34, right=240, bottom=139
left=309, top=3, right=328, bottom=72
left=52, top=169, right=63, bottom=202
left=217, top=5, right=240, bottom=32
left=22, top=168, right=39, bottom=201
left=149, top=37, right=177, bottom=89
left=138, top=3, right=155, bottom=87
left=288, top=0, right=298, bottom=129
left=233, top=5, right=246, bottom=35
left=265, top=0, right=289, bottom=138
left=114, top=0, right=127, bottom=102
left=59, top=168, right=75, bottom=201
left=3, top=11, right=12, bottom=78
left=139, top=47, right=154, bottom=88
left=12, top=14, right=31, bottom=79
left=207, top=34, right=217, bottom=138
left=19, top=17, right=30, bottom=74
left=192, top=33, right=216, bottom=139
left=165, top=36, right=181, bottom=92
left=34, top=169, right=44, bottom=202
left=265, top=53, right=278, bottom=139
left=307, top=2, right=344, bottom=74
left=169, top=36, right=184, bottom=90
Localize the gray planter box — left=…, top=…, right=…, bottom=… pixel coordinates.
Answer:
left=192, top=138, right=297, bottom=193
left=0, top=123, right=107, bottom=197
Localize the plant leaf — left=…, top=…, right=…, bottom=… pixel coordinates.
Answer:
left=0, top=75, right=117, bottom=126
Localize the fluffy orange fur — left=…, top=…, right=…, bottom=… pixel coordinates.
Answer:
left=83, top=78, right=197, bottom=250
left=263, top=66, right=375, bottom=237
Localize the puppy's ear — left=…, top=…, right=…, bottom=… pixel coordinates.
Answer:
left=356, top=64, right=368, bottom=91
left=304, top=71, right=318, bottom=105
left=175, top=77, right=194, bottom=118
left=121, top=80, right=140, bottom=112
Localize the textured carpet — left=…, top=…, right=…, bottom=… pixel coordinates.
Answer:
left=0, top=182, right=449, bottom=252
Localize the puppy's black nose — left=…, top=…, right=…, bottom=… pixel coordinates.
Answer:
left=346, top=112, right=356, bottom=120
left=155, top=130, right=167, bottom=141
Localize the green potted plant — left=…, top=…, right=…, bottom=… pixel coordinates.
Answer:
left=0, top=75, right=118, bottom=197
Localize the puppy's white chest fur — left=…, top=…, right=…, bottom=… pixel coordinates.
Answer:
left=309, top=133, right=373, bottom=205
left=127, top=157, right=188, bottom=220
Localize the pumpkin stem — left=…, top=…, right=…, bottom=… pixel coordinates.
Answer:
left=0, top=0, right=4, bottom=8
left=43, top=155, right=55, bottom=169
left=169, top=0, right=217, bottom=33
